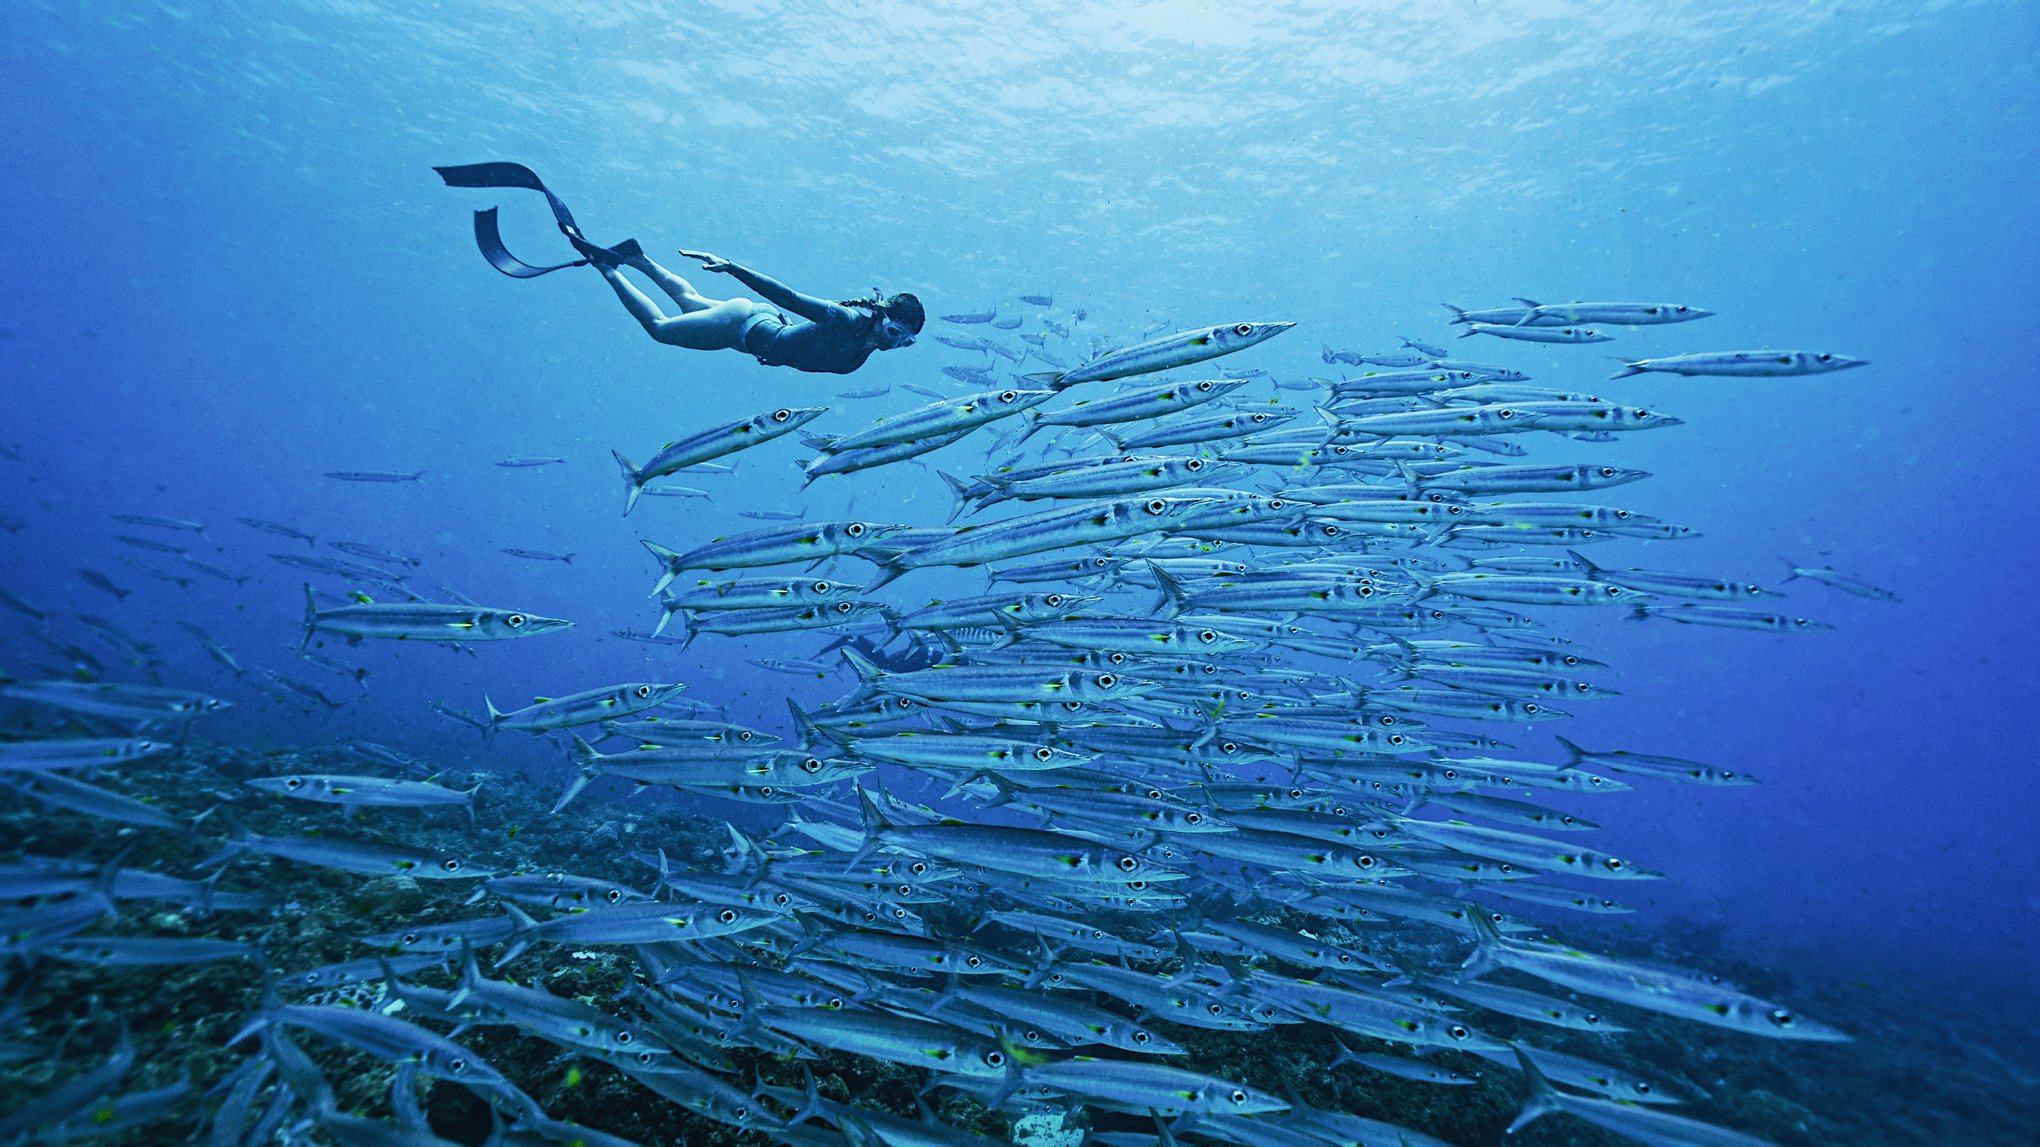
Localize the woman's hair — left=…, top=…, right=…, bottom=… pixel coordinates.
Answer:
left=838, top=292, right=925, bottom=334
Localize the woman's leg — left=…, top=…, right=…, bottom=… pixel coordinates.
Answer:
left=626, top=254, right=716, bottom=314
left=597, top=266, right=753, bottom=351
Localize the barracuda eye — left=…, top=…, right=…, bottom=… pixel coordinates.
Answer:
left=636, top=1049, right=654, bottom=1065
left=1287, top=788, right=1304, bottom=800
left=1132, top=1029, right=1152, bottom=1045
left=635, top=685, right=652, bottom=698
left=1388, top=734, right=1405, bottom=745
left=1198, top=629, right=1217, bottom=643
left=1817, top=354, right=1833, bottom=363
left=985, top=1049, right=1006, bottom=1067
left=1356, top=854, right=1376, bottom=869
left=1219, top=741, right=1238, bottom=754
left=910, top=861, right=928, bottom=876
left=1251, top=413, right=1269, bottom=424
left=966, top=955, right=982, bottom=967
left=717, top=908, right=739, bottom=924
left=773, top=891, right=792, bottom=906
left=1429, top=610, right=1445, bottom=620
left=770, top=408, right=793, bottom=422
left=442, top=859, right=461, bottom=872
left=284, top=777, right=302, bottom=789
left=1634, top=409, right=1650, bottom=418
left=401, top=932, right=418, bottom=945
left=1034, top=747, right=1054, bottom=761
left=1229, top=1088, right=1248, bottom=1105
left=606, top=888, right=623, bottom=903
left=827, top=996, right=844, bottom=1009
left=449, top=1058, right=468, bottom=1074
left=845, top=522, right=867, bottom=537
left=1233, top=324, right=1253, bottom=336
left=1184, top=812, right=1202, bottom=825
left=1524, top=703, right=1540, bottom=713
left=1498, top=408, right=1514, bottom=419
left=1116, top=855, right=1140, bottom=872
left=1144, top=499, right=1167, bottom=515
left=1585, top=1012, right=1603, bottom=1025
left=803, top=757, right=825, bottom=773
left=506, top=614, right=526, bottom=628
left=1095, top=673, right=1117, bottom=689
left=1448, top=1024, right=1469, bottom=1040
left=1604, top=857, right=1625, bottom=871
left=616, top=1030, right=633, bottom=1044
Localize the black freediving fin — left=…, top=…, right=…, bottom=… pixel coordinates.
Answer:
left=434, top=162, right=639, bottom=278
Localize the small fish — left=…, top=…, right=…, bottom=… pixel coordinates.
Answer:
left=179, top=551, right=248, bottom=579
left=330, top=541, right=420, bottom=567
left=1331, top=1039, right=1476, bottom=1085
left=324, top=470, right=426, bottom=482
left=501, top=547, right=575, bottom=563
left=836, top=386, right=890, bottom=399
left=237, top=517, right=318, bottom=546
left=939, top=309, right=997, bottom=324
left=737, top=510, right=803, bottom=521
left=642, top=484, right=710, bottom=499
left=78, top=568, right=132, bottom=600
left=495, top=456, right=566, bottom=467
left=749, top=657, right=832, bottom=677
left=111, top=513, right=205, bottom=533
left=1460, top=323, right=1613, bottom=343
left=991, top=317, right=1023, bottom=330
left=0, top=587, right=48, bottom=620
left=1019, top=295, right=1053, bottom=306
left=115, top=556, right=194, bottom=589
left=1780, top=558, right=1900, bottom=602
left=112, top=534, right=186, bottom=555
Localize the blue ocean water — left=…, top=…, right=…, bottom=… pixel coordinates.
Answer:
left=3, top=2, right=2037, bottom=1143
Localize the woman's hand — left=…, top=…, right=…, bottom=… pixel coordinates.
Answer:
left=677, top=249, right=735, bottom=273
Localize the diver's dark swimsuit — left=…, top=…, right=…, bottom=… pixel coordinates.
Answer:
left=743, top=310, right=879, bottom=375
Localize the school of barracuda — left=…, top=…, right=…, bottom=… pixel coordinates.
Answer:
left=0, top=292, right=1894, bottom=1146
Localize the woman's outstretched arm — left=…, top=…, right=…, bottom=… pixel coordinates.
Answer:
left=679, top=250, right=853, bottom=326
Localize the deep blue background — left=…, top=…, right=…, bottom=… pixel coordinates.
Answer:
left=3, top=1, right=2035, bottom=1013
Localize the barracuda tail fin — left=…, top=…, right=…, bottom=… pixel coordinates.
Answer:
left=1459, top=901, right=1506, bottom=979
left=837, top=648, right=885, bottom=706
left=1022, top=370, right=1065, bottom=389
left=788, top=1065, right=827, bottom=1128
left=1564, top=549, right=1603, bottom=579
left=1146, top=560, right=1189, bottom=618
left=641, top=541, right=684, bottom=596
left=612, top=451, right=644, bottom=516
left=1441, top=303, right=1470, bottom=324
left=552, top=734, right=603, bottom=814
left=651, top=598, right=687, bottom=640
left=481, top=695, right=502, bottom=744
left=1608, top=358, right=1646, bottom=379
left=1552, top=734, right=1587, bottom=770
left=1778, top=557, right=1804, bottom=584
left=298, top=584, right=319, bottom=653
left=937, top=471, right=974, bottom=524
left=1506, top=1043, right=1566, bottom=1134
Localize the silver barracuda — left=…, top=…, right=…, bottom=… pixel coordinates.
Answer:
left=1026, top=321, right=1294, bottom=389
left=1611, top=348, right=1867, bottom=378
left=642, top=521, right=909, bottom=590
left=826, top=387, right=1052, bottom=453
left=299, top=585, right=569, bottom=650
left=613, top=405, right=826, bottom=514
left=483, top=681, right=687, bottom=736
